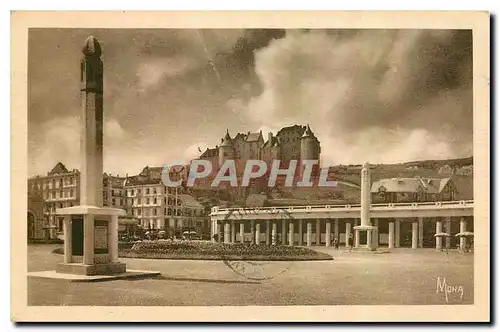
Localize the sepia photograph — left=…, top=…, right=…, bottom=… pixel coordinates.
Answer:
left=12, top=11, right=490, bottom=322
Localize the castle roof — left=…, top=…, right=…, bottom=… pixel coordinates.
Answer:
left=262, top=136, right=280, bottom=148
left=200, top=147, right=219, bottom=158
left=246, top=132, right=262, bottom=142
left=276, top=124, right=306, bottom=136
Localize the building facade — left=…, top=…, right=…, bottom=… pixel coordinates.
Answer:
left=125, top=166, right=206, bottom=237
left=28, top=162, right=207, bottom=240
left=28, top=162, right=80, bottom=239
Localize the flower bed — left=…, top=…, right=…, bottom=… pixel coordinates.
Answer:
left=52, top=240, right=333, bottom=261
left=121, top=240, right=333, bottom=261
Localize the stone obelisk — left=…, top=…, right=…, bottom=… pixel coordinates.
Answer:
left=54, top=36, right=127, bottom=275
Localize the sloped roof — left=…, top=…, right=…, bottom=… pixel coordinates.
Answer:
left=246, top=132, right=262, bottom=142
left=371, top=177, right=452, bottom=194
left=276, top=125, right=306, bottom=136
left=262, top=136, right=280, bottom=148
left=48, top=162, right=69, bottom=175
left=200, top=147, right=219, bottom=158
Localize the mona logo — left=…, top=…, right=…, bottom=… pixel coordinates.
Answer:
left=436, top=277, right=464, bottom=303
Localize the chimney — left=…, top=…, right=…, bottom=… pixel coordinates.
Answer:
left=268, top=132, right=273, bottom=143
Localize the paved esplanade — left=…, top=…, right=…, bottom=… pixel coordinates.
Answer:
left=210, top=163, right=474, bottom=250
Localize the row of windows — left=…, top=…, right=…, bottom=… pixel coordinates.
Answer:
left=44, top=189, right=75, bottom=200
left=133, top=207, right=204, bottom=217
left=131, top=197, right=182, bottom=206
left=128, top=187, right=180, bottom=196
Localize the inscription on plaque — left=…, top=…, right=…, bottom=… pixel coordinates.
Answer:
left=94, top=220, right=109, bottom=254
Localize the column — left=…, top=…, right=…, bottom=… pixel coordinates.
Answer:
left=411, top=221, right=418, bottom=249
left=211, top=220, right=216, bottom=243
left=354, top=219, right=360, bottom=247
left=83, top=214, right=94, bottom=265
left=418, top=217, right=424, bottom=248
left=271, top=221, right=277, bottom=245
left=395, top=219, right=401, bottom=248
left=445, top=217, right=451, bottom=249
left=109, top=215, right=119, bottom=263
left=217, top=222, right=222, bottom=242
left=345, top=221, right=351, bottom=248
left=298, top=220, right=303, bottom=246
left=265, top=220, right=271, bottom=245
left=307, top=221, right=312, bottom=247
left=224, top=222, right=230, bottom=244
left=436, top=219, right=443, bottom=250
left=255, top=222, right=261, bottom=245
left=325, top=221, right=331, bottom=247
left=250, top=220, right=255, bottom=245
left=459, top=217, right=467, bottom=250
left=373, top=219, right=379, bottom=248
left=239, top=223, right=244, bottom=243
left=288, top=221, right=294, bottom=246
left=316, top=219, right=321, bottom=245
left=388, top=221, right=394, bottom=249
left=334, top=219, right=339, bottom=239
left=231, top=222, right=236, bottom=243
left=282, top=220, right=287, bottom=245
left=63, top=215, right=72, bottom=264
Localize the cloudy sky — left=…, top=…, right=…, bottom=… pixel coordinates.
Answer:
left=28, top=28, right=472, bottom=176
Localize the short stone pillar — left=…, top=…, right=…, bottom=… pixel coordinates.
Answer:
left=265, top=220, right=271, bottom=245
left=306, top=221, right=312, bottom=246
left=411, top=221, right=418, bottom=249
left=395, top=219, right=401, bottom=248
left=231, top=222, right=236, bottom=243
left=325, top=221, right=331, bottom=247
left=460, top=217, right=467, bottom=250
left=436, top=219, right=443, bottom=250
left=239, top=223, right=244, bottom=243
left=255, top=222, right=261, bottom=245
left=282, top=220, right=287, bottom=245
left=224, top=222, right=231, bottom=244
left=250, top=220, right=256, bottom=245
left=298, top=220, right=303, bottom=246
left=388, top=221, right=395, bottom=249
left=288, top=222, right=294, bottom=246
left=271, top=221, right=277, bottom=245
left=418, top=217, right=424, bottom=248
left=316, top=219, right=321, bottom=245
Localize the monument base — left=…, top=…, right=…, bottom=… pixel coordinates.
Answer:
left=56, top=262, right=126, bottom=276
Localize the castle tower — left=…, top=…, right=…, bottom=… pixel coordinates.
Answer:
left=218, top=129, right=234, bottom=168
left=300, top=125, right=320, bottom=178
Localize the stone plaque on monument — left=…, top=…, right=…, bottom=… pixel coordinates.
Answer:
left=94, top=220, right=109, bottom=254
